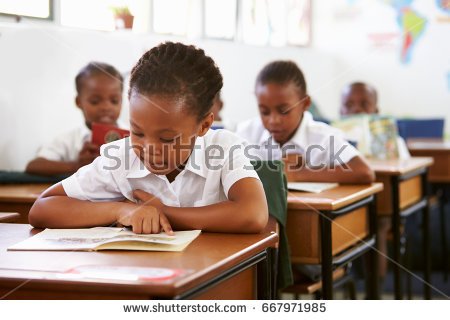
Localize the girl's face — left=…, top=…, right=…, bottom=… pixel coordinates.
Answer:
left=129, top=92, right=212, bottom=179
left=76, top=74, right=123, bottom=129
left=255, top=81, right=310, bottom=146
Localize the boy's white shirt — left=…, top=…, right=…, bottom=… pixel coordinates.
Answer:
left=235, top=111, right=360, bottom=167
left=397, top=136, right=411, bottom=160
left=62, top=129, right=260, bottom=207
left=36, top=121, right=128, bottom=162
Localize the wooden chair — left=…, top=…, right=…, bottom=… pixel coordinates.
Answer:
left=283, top=266, right=356, bottom=299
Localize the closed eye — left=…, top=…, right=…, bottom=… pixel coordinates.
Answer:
left=132, top=132, right=144, bottom=138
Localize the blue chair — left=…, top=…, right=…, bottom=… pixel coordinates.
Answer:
left=396, top=119, right=445, bottom=141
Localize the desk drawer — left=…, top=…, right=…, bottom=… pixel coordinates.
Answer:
left=376, top=175, right=422, bottom=215
left=286, top=206, right=369, bottom=264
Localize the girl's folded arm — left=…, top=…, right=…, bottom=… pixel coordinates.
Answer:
left=28, top=182, right=132, bottom=229
left=162, top=177, right=268, bottom=233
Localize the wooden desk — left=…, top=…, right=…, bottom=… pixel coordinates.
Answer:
left=368, top=157, right=434, bottom=299
left=0, top=224, right=278, bottom=299
left=408, top=141, right=450, bottom=282
left=286, top=183, right=383, bottom=299
left=0, top=212, right=20, bottom=223
left=0, top=184, right=50, bottom=223
left=408, top=141, right=450, bottom=183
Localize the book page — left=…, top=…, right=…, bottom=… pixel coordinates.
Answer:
left=8, top=228, right=201, bottom=252
left=287, top=182, right=339, bottom=193
left=332, top=116, right=372, bottom=156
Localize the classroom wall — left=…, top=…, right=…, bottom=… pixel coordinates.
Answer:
left=0, top=0, right=448, bottom=171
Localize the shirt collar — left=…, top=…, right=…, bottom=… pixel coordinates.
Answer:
left=287, top=110, right=311, bottom=150
left=258, top=111, right=312, bottom=149
left=125, top=135, right=208, bottom=179
left=184, top=135, right=208, bottom=179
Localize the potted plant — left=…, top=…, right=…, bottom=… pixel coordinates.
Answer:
left=112, top=6, right=134, bottom=30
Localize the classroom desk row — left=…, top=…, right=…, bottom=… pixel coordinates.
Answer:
left=1, top=151, right=447, bottom=299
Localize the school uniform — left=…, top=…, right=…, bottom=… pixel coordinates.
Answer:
left=36, top=125, right=91, bottom=162
left=397, top=137, right=411, bottom=160
left=235, top=111, right=360, bottom=167
left=36, top=122, right=128, bottom=162
left=62, top=129, right=260, bottom=207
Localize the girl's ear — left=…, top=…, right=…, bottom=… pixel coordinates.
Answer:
left=75, top=96, right=82, bottom=109
left=197, top=112, right=214, bottom=137
left=302, top=95, right=311, bottom=111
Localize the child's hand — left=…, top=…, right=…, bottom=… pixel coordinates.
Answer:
left=77, top=142, right=100, bottom=168
left=133, top=189, right=165, bottom=213
left=117, top=202, right=173, bottom=235
left=283, top=153, right=304, bottom=181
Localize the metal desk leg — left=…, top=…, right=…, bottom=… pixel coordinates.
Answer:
left=368, top=198, right=379, bottom=299
left=257, top=249, right=272, bottom=300
left=439, top=189, right=448, bottom=282
left=320, top=212, right=333, bottom=299
left=392, top=175, right=403, bottom=299
left=421, top=172, right=431, bottom=299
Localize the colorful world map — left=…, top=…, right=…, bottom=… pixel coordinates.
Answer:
left=349, top=0, right=435, bottom=64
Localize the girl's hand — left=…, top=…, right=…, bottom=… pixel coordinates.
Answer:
left=133, top=189, right=165, bottom=213
left=283, top=153, right=304, bottom=181
left=116, top=201, right=173, bottom=235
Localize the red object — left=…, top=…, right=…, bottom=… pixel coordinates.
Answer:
left=91, top=123, right=129, bottom=146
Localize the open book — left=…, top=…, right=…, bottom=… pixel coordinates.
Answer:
left=332, top=115, right=400, bottom=160
left=287, top=182, right=339, bottom=193
left=91, top=123, right=130, bottom=146
left=8, top=227, right=201, bottom=252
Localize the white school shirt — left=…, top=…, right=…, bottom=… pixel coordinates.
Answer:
left=36, top=125, right=91, bottom=162
left=397, top=137, right=411, bottom=160
left=36, top=121, right=129, bottom=162
left=235, top=111, right=360, bottom=168
left=62, top=129, right=260, bottom=207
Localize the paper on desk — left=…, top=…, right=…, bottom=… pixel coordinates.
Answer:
left=287, top=182, right=339, bottom=193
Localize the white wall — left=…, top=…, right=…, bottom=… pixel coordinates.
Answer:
left=0, top=0, right=448, bottom=171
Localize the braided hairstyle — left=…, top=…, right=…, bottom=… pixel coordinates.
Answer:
left=129, top=42, right=223, bottom=121
left=75, top=62, right=123, bottom=94
left=256, top=60, right=307, bottom=96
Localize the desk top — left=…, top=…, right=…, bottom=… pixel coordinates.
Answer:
left=287, top=183, right=383, bottom=211
left=0, top=212, right=20, bottom=222
left=408, top=141, right=450, bottom=153
left=0, top=184, right=50, bottom=203
left=0, top=224, right=277, bottom=298
left=368, top=157, right=434, bottom=176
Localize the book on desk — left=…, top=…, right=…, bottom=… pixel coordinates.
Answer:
left=8, top=227, right=201, bottom=252
left=91, top=123, right=130, bottom=146
left=287, top=182, right=339, bottom=193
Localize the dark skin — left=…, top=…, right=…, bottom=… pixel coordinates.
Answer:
left=29, top=92, right=268, bottom=235
left=340, top=83, right=379, bottom=116
left=210, top=94, right=223, bottom=122
left=341, top=83, right=392, bottom=280
left=256, top=81, right=374, bottom=184
left=26, top=74, right=123, bottom=176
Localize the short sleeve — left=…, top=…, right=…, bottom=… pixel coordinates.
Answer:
left=221, top=143, right=260, bottom=197
left=307, top=134, right=360, bottom=168
left=36, top=136, right=70, bottom=161
left=62, top=154, right=124, bottom=202
left=36, top=127, right=88, bottom=162
left=397, top=137, right=411, bottom=160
